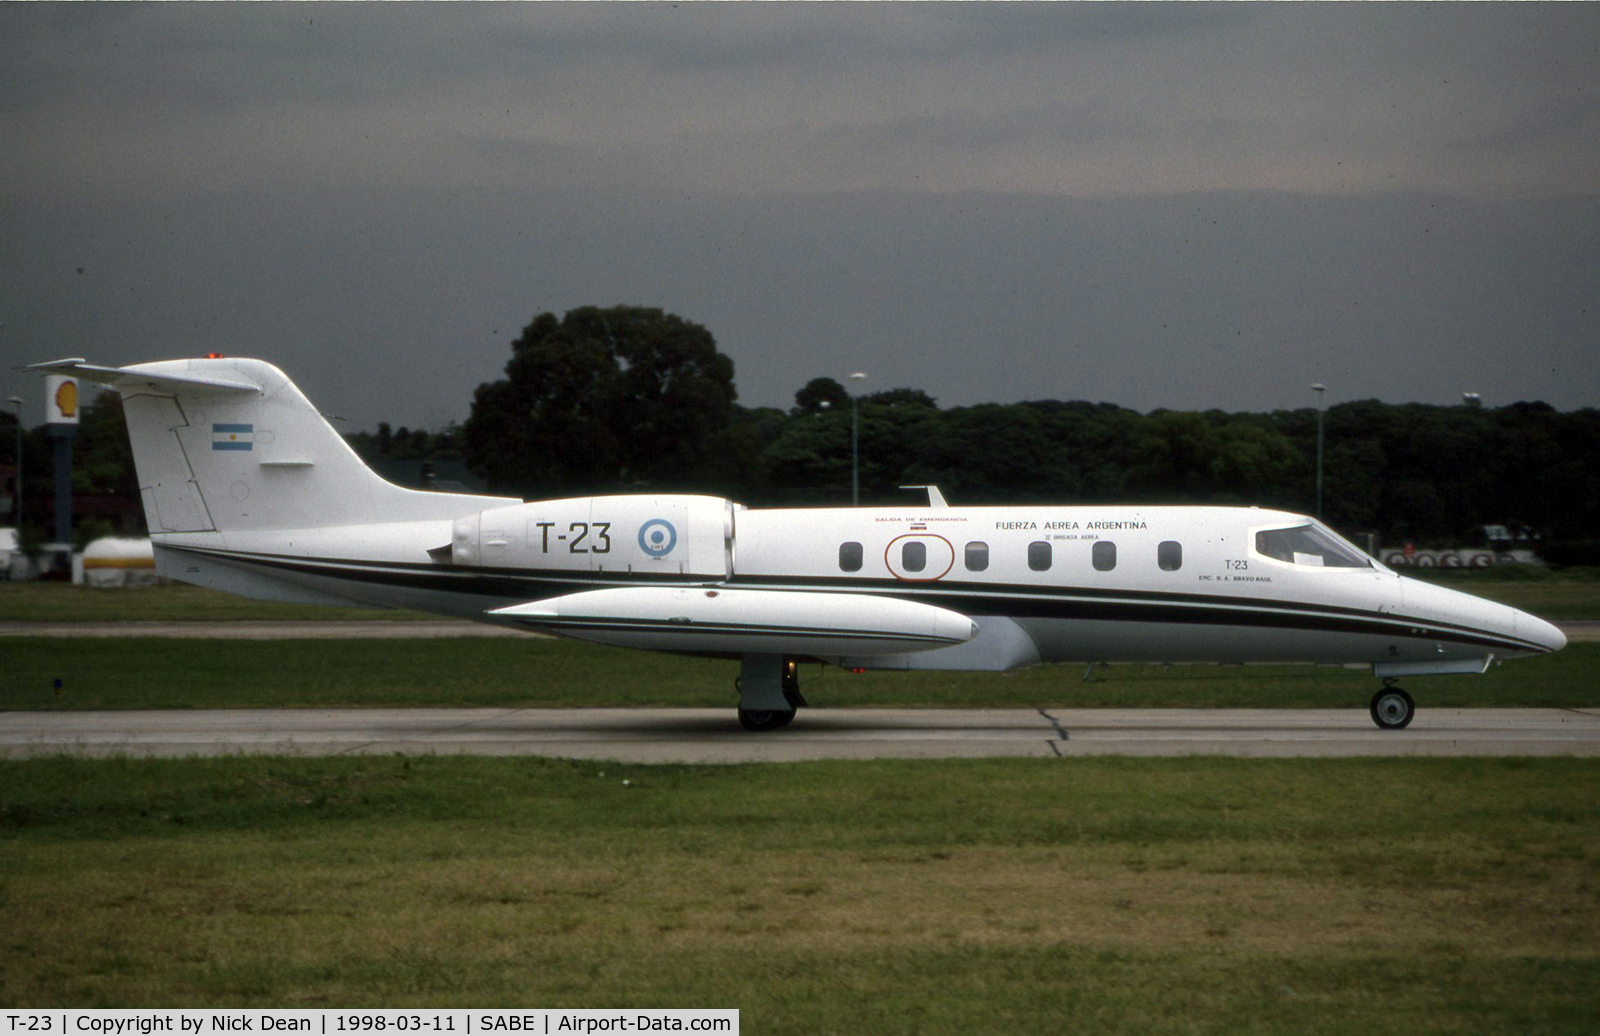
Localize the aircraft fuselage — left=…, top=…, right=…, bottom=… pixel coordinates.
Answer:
left=146, top=495, right=1562, bottom=676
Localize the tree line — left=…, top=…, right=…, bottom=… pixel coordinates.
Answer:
left=6, top=305, right=1595, bottom=561
left=737, top=389, right=1598, bottom=558
left=457, top=307, right=1599, bottom=559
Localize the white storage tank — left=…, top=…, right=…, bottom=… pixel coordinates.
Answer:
left=81, top=536, right=159, bottom=586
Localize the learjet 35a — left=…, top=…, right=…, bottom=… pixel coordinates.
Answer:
left=33, top=356, right=1567, bottom=731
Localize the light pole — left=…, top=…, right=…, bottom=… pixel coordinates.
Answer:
left=1311, top=383, right=1326, bottom=518
left=849, top=372, right=867, bottom=506
left=6, top=397, right=20, bottom=532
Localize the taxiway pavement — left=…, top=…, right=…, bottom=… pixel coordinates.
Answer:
left=2, top=707, right=1596, bottom=762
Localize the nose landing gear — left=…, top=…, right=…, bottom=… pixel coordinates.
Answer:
left=1370, top=681, right=1415, bottom=730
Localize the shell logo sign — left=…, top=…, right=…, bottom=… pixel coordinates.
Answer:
left=45, top=375, right=80, bottom=425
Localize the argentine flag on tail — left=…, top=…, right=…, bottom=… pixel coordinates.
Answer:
left=212, top=423, right=253, bottom=451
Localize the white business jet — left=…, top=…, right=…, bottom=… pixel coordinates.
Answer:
left=31, top=356, right=1566, bottom=731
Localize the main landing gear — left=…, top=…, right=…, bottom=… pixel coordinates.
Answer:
left=1369, top=681, right=1415, bottom=730
left=736, top=655, right=807, bottom=732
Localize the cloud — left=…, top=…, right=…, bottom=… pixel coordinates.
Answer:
left=4, top=4, right=1596, bottom=202
left=1, top=5, right=1595, bottom=428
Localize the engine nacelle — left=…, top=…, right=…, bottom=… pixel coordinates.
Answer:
left=449, top=494, right=737, bottom=579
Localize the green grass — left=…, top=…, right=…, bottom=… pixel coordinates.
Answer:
left=2, top=754, right=1596, bottom=1031
left=3, top=638, right=1596, bottom=711
left=0, top=582, right=430, bottom=623
left=1405, top=565, right=1600, bottom=619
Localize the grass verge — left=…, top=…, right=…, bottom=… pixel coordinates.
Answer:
left=1, top=754, right=1596, bottom=1032
left=0, top=582, right=429, bottom=623
left=2, top=639, right=1596, bottom=711
left=1404, top=565, right=1600, bottom=619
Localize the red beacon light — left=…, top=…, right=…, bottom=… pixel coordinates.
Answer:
left=206, top=352, right=225, bottom=359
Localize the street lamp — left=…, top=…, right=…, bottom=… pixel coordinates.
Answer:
left=6, top=397, right=20, bottom=532
left=849, top=372, right=867, bottom=506
left=1311, top=383, right=1326, bottom=518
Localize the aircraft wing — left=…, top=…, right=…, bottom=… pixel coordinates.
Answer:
left=492, top=587, right=978, bottom=658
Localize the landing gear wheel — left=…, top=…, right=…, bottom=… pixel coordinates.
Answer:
left=734, top=656, right=806, bottom=732
left=738, top=707, right=796, bottom=732
left=1370, top=686, right=1415, bottom=730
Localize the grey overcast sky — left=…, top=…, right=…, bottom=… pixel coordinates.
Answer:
left=2, top=3, right=1597, bottom=431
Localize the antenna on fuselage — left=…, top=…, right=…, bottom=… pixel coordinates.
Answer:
left=900, top=485, right=949, bottom=509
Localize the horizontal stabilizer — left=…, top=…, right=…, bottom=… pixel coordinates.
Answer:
left=492, top=587, right=977, bottom=658
left=25, top=358, right=262, bottom=394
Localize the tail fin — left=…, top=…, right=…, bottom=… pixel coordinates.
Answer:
left=30, top=357, right=515, bottom=534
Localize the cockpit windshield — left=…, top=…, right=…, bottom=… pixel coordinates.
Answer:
left=1254, top=524, right=1372, bottom=569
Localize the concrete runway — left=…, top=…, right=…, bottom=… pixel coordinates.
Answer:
left=2, top=707, right=1596, bottom=762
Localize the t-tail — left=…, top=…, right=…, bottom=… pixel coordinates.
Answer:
left=26, top=357, right=519, bottom=604
left=30, top=357, right=514, bottom=533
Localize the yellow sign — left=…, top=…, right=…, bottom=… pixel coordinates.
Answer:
left=44, top=375, right=80, bottom=424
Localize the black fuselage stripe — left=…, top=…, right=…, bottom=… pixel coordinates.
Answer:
left=162, top=545, right=1546, bottom=655
left=723, top=575, right=1544, bottom=654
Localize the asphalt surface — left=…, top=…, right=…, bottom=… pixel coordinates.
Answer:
left=2, top=707, right=1596, bottom=761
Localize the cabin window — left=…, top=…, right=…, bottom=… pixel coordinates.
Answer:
left=1028, top=541, right=1052, bottom=571
left=965, top=541, right=990, bottom=571
left=1255, top=525, right=1372, bottom=568
left=839, top=542, right=863, bottom=572
left=1092, top=541, right=1117, bottom=572
left=902, top=540, right=927, bottom=572
left=1158, top=541, right=1182, bottom=571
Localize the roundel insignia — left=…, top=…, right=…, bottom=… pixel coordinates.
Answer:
left=638, top=519, right=678, bottom=558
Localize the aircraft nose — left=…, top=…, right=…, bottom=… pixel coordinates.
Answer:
left=1400, top=576, right=1566, bottom=658
left=1519, top=610, right=1568, bottom=654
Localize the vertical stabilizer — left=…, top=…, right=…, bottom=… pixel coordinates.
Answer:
left=29, top=357, right=517, bottom=535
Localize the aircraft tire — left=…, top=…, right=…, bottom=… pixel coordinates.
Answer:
left=738, top=707, right=795, bottom=732
left=1369, top=687, right=1415, bottom=730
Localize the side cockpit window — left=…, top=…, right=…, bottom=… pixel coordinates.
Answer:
left=1255, top=525, right=1372, bottom=568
